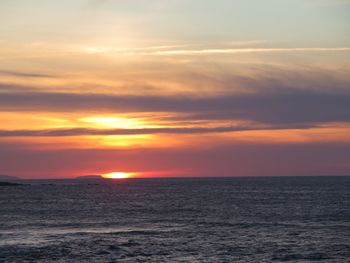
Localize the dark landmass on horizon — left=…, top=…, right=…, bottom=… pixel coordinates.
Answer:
left=0, top=175, right=20, bottom=181
left=75, top=175, right=104, bottom=180
left=1, top=175, right=349, bottom=182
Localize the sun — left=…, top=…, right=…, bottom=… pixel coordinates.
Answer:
left=102, top=172, right=135, bottom=179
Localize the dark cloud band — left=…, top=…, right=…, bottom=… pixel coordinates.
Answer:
left=0, top=89, right=350, bottom=125
left=0, top=123, right=317, bottom=137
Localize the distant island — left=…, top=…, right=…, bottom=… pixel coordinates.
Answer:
left=0, top=175, right=23, bottom=186
left=0, top=175, right=20, bottom=181
left=75, top=175, right=104, bottom=180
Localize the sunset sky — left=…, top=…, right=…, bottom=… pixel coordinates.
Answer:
left=0, top=0, right=349, bottom=178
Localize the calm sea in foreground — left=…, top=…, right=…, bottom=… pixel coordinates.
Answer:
left=0, top=176, right=349, bottom=262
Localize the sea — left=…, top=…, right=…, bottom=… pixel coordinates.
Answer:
left=0, top=176, right=349, bottom=263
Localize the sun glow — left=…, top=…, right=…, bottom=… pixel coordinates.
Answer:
left=80, top=116, right=146, bottom=129
left=102, top=172, right=136, bottom=179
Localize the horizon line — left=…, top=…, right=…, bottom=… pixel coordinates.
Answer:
left=4, top=174, right=350, bottom=181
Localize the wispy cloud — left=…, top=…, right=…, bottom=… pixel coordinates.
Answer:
left=0, top=70, right=55, bottom=78
left=125, top=47, right=350, bottom=56
left=0, top=123, right=317, bottom=137
left=81, top=44, right=350, bottom=56
left=83, top=40, right=268, bottom=55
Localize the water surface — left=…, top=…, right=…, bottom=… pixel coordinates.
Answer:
left=1, top=176, right=349, bottom=262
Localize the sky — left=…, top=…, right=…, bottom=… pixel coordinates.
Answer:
left=0, top=0, right=349, bottom=178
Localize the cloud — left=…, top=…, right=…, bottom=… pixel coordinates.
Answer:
left=83, top=40, right=269, bottom=54
left=80, top=46, right=350, bottom=56
left=0, top=88, right=349, bottom=125
left=0, top=65, right=349, bottom=129
left=0, top=70, right=55, bottom=79
left=118, top=47, right=350, bottom=56
left=0, top=123, right=317, bottom=137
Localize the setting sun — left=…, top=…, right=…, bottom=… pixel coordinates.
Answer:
left=102, top=172, right=136, bottom=179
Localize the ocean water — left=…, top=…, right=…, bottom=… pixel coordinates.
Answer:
left=0, top=176, right=349, bottom=263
